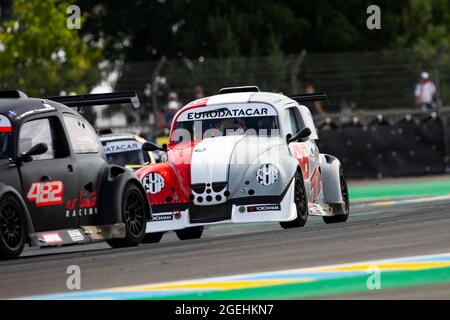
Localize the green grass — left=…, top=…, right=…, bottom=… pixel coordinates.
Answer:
left=349, top=179, right=450, bottom=201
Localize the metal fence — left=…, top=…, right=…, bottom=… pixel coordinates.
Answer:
left=2, top=49, right=449, bottom=132
left=115, top=49, right=450, bottom=118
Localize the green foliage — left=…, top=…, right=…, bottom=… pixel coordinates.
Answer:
left=1, top=0, right=448, bottom=116
left=78, top=0, right=450, bottom=63
left=0, top=0, right=102, bottom=96
left=395, top=0, right=450, bottom=60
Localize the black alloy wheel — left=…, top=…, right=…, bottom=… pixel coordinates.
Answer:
left=0, top=195, right=26, bottom=259
left=280, top=170, right=308, bottom=229
left=107, top=183, right=147, bottom=248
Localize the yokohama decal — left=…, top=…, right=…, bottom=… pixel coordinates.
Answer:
left=27, top=180, right=64, bottom=207
left=247, top=204, right=281, bottom=212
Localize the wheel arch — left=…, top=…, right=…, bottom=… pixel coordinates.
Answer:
left=97, top=165, right=152, bottom=225
left=320, top=153, right=344, bottom=204
left=135, top=163, right=191, bottom=206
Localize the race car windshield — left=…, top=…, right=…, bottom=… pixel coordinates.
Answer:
left=105, top=149, right=149, bottom=167
left=173, top=116, right=279, bottom=143
left=103, top=138, right=150, bottom=167
left=172, top=104, right=280, bottom=144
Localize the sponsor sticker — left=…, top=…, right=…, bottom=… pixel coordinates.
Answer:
left=142, top=173, right=165, bottom=194
left=177, top=104, right=278, bottom=122
left=41, top=232, right=63, bottom=244
left=104, top=140, right=142, bottom=154
left=247, top=204, right=281, bottom=212
left=256, top=164, right=279, bottom=186
left=68, top=230, right=84, bottom=242
left=0, top=115, right=12, bottom=133
left=153, top=214, right=174, bottom=222
left=66, top=190, right=98, bottom=218
left=27, top=180, right=64, bottom=207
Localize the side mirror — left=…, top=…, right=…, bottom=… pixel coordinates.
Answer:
left=142, top=142, right=167, bottom=153
left=17, top=143, right=48, bottom=163
left=287, top=127, right=312, bottom=144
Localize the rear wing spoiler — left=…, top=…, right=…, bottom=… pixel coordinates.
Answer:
left=44, top=91, right=140, bottom=109
left=288, top=93, right=328, bottom=104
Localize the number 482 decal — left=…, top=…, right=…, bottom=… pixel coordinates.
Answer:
left=27, top=180, right=64, bottom=207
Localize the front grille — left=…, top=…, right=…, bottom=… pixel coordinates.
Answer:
left=189, top=204, right=232, bottom=223
left=191, top=183, right=206, bottom=194
left=212, top=182, right=227, bottom=192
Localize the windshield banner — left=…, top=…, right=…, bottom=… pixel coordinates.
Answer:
left=177, top=103, right=277, bottom=122
left=104, top=140, right=142, bottom=154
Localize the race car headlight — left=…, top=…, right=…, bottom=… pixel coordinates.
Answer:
left=256, top=164, right=279, bottom=186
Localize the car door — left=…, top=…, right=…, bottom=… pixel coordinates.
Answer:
left=18, top=115, right=80, bottom=232
left=62, top=114, right=106, bottom=227
left=287, top=107, right=321, bottom=203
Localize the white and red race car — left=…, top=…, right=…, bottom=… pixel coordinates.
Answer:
left=137, top=86, right=349, bottom=242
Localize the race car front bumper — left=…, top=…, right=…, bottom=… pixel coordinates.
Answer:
left=146, top=178, right=297, bottom=233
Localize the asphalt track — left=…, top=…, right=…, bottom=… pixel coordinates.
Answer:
left=1, top=197, right=450, bottom=299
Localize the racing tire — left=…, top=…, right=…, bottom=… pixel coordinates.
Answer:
left=142, top=232, right=164, bottom=244
left=107, top=183, right=147, bottom=248
left=0, top=195, right=26, bottom=260
left=176, top=226, right=204, bottom=240
left=280, top=171, right=308, bottom=229
left=323, top=168, right=350, bottom=224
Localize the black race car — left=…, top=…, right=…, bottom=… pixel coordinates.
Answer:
left=0, top=90, right=151, bottom=259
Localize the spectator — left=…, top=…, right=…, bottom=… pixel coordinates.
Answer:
left=414, top=72, right=439, bottom=112
left=160, top=92, right=182, bottom=131
left=304, top=83, right=326, bottom=117
left=194, top=85, right=205, bottom=99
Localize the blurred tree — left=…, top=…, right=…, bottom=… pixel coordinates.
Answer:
left=78, top=0, right=450, bottom=62
left=0, top=0, right=103, bottom=100
left=394, top=0, right=450, bottom=58
left=74, top=0, right=450, bottom=123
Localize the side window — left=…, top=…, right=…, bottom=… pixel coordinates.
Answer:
left=288, top=108, right=300, bottom=135
left=19, top=118, right=55, bottom=160
left=63, top=115, right=100, bottom=154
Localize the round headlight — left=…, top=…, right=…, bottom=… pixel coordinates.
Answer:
left=256, top=164, right=279, bottom=186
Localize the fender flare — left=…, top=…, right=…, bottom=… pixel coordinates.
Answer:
left=320, top=154, right=344, bottom=204
left=97, top=165, right=152, bottom=225
left=227, top=154, right=299, bottom=201
left=0, top=183, right=35, bottom=240
left=135, top=163, right=191, bottom=205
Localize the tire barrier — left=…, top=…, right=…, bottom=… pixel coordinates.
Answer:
left=317, top=111, right=450, bottom=179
